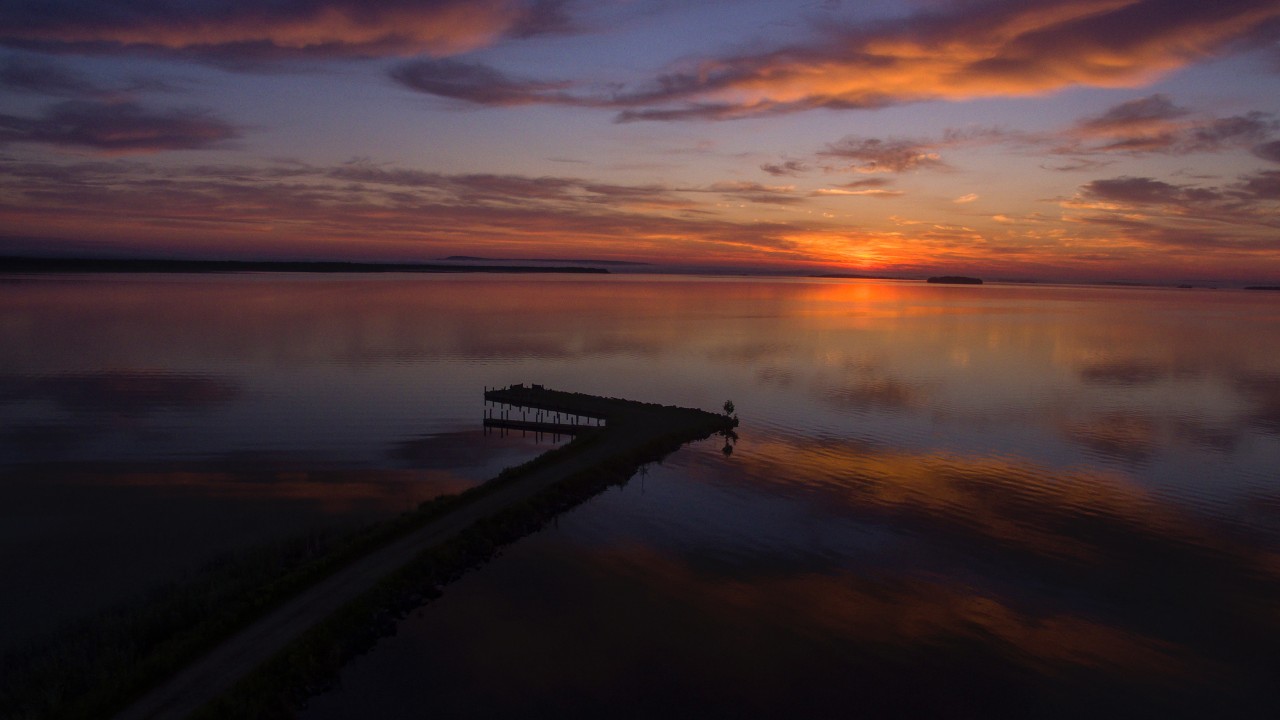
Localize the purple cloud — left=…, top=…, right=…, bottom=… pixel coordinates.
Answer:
left=1077, top=94, right=1190, bottom=132
left=0, top=100, right=239, bottom=153
left=0, top=55, right=96, bottom=96
left=390, top=59, right=576, bottom=106
left=1234, top=171, right=1280, bottom=201
left=819, top=137, right=946, bottom=174
left=0, top=0, right=572, bottom=61
left=1063, top=95, right=1278, bottom=156
left=1081, top=176, right=1185, bottom=205
left=760, top=160, right=810, bottom=177
left=1253, top=140, right=1280, bottom=163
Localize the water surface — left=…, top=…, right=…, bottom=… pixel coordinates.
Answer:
left=2, top=274, right=1278, bottom=715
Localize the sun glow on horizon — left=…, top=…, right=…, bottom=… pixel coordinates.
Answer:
left=0, top=1, right=1278, bottom=283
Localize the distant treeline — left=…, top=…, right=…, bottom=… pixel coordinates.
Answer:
left=441, top=255, right=648, bottom=266
left=0, top=256, right=609, bottom=274
left=927, top=276, right=983, bottom=285
left=813, top=273, right=897, bottom=280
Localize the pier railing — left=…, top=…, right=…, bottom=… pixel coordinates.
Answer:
left=484, top=384, right=606, bottom=439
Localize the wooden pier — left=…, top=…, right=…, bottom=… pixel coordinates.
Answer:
left=114, top=384, right=736, bottom=720
left=483, top=384, right=606, bottom=438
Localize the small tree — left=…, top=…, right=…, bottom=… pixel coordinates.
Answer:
left=723, top=400, right=735, bottom=416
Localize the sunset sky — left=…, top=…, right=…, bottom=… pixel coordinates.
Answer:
left=2, top=0, right=1279, bottom=282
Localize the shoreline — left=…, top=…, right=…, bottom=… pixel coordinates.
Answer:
left=0, top=256, right=609, bottom=275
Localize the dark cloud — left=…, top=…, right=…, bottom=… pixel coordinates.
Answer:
left=819, top=137, right=946, bottom=173
left=0, top=54, right=95, bottom=95
left=1041, top=157, right=1118, bottom=173
left=760, top=160, right=809, bottom=177
left=0, top=100, right=239, bottom=153
left=1255, top=140, right=1280, bottom=163
left=1081, top=176, right=1186, bottom=205
left=0, top=0, right=570, bottom=61
left=1066, top=169, right=1280, bottom=259
left=1234, top=170, right=1280, bottom=201
left=1079, top=171, right=1279, bottom=214
left=707, top=181, right=803, bottom=205
left=1063, top=95, right=1278, bottom=156
left=390, top=58, right=576, bottom=106
left=838, top=178, right=892, bottom=189
left=1184, top=113, right=1277, bottom=152
left=505, top=0, right=575, bottom=38
left=754, top=128, right=999, bottom=187
left=1077, top=94, right=1189, bottom=132
left=1067, top=95, right=1188, bottom=153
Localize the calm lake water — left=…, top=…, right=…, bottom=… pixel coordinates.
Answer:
left=3, top=273, right=1279, bottom=717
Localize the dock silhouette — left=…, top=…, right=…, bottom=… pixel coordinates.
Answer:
left=115, top=384, right=737, bottom=720
left=484, top=384, right=605, bottom=438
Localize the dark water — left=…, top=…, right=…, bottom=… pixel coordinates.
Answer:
left=2, top=274, right=1278, bottom=715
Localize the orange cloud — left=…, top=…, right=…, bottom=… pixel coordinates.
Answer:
left=4, top=156, right=1280, bottom=281
left=611, top=0, right=1280, bottom=120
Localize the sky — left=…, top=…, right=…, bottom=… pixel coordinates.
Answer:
left=1, top=0, right=1279, bottom=283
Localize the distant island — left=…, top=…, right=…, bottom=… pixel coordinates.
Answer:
left=926, top=276, right=983, bottom=285
left=1244, top=286, right=1280, bottom=291
left=0, top=257, right=609, bottom=275
left=813, top=273, right=898, bottom=280
left=440, top=255, right=649, bottom=267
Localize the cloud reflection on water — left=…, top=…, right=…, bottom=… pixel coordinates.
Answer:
left=3, top=274, right=1279, bottom=696
left=695, top=434, right=1280, bottom=689
left=308, top=428, right=1280, bottom=716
